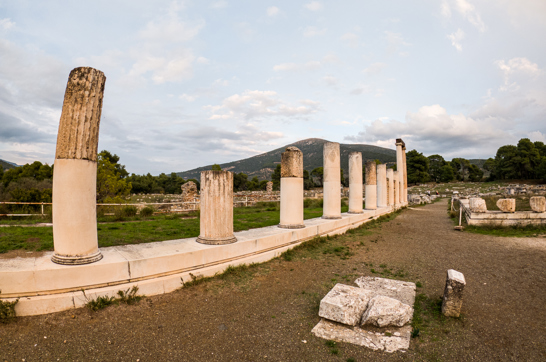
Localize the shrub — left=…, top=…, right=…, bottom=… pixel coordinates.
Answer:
left=122, top=205, right=138, bottom=217
left=140, top=206, right=154, bottom=217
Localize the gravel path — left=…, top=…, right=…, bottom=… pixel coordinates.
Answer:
left=1, top=200, right=545, bottom=361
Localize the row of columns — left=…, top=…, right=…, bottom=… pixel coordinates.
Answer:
left=50, top=66, right=408, bottom=265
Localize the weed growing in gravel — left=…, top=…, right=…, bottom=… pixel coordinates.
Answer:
left=0, top=291, right=18, bottom=323
left=117, top=286, right=144, bottom=305
left=84, top=286, right=145, bottom=311
left=182, top=273, right=213, bottom=288
left=325, top=340, right=340, bottom=355
left=411, top=293, right=463, bottom=341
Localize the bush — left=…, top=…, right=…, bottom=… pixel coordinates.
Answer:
left=304, top=198, right=323, bottom=208
left=140, top=206, right=154, bottom=217
left=121, top=205, right=138, bottom=217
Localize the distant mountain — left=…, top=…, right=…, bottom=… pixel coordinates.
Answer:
left=176, top=138, right=397, bottom=181
left=0, top=159, right=18, bottom=170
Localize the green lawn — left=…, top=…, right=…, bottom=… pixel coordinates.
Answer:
left=0, top=201, right=350, bottom=254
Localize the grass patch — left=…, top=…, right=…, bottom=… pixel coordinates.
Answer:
left=84, top=286, right=145, bottom=311
left=0, top=291, right=18, bottom=323
left=411, top=293, right=463, bottom=341
left=465, top=224, right=546, bottom=237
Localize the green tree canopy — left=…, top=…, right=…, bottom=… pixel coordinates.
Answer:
left=406, top=150, right=430, bottom=184
left=97, top=151, right=132, bottom=202
left=427, top=154, right=446, bottom=182
left=211, top=164, right=222, bottom=171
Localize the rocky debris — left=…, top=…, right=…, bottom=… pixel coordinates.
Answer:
left=312, top=277, right=416, bottom=353
left=496, top=199, right=516, bottom=213
left=441, top=269, right=466, bottom=318
left=311, top=319, right=411, bottom=353
left=318, top=284, right=374, bottom=326
left=361, top=295, right=413, bottom=328
left=530, top=196, right=546, bottom=213
left=469, top=197, right=487, bottom=213
left=181, top=181, right=198, bottom=202
left=354, top=277, right=416, bottom=306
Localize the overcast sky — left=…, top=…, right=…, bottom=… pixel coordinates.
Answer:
left=1, top=0, right=545, bottom=175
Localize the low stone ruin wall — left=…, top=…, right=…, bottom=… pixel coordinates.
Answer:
left=459, top=197, right=546, bottom=226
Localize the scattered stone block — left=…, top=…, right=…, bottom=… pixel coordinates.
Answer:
left=530, top=196, right=546, bottom=213
left=361, top=295, right=413, bottom=327
left=496, top=199, right=515, bottom=213
left=354, top=276, right=416, bottom=306
left=318, top=284, right=374, bottom=326
left=441, top=269, right=466, bottom=317
left=469, top=197, right=487, bottom=213
left=311, top=319, right=411, bottom=353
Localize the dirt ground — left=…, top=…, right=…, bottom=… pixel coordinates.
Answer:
left=1, top=199, right=545, bottom=361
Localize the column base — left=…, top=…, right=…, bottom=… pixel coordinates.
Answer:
left=347, top=211, right=363, bottom=214
left=51, top=250, right=103, bottom=265
left=278, top=224, right=305, bottom=229
left=196, top=235, right=237, bottom=245
left=322, top=215, right=342, bottom=220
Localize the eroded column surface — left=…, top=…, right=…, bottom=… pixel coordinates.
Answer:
left=348, top=152, right=363, bottom=214
left=197, top=170, right=237, bottom=245
left=393, top=171, right=400, bottom=207
left=322, top=142, right=341, bottom=219
left=52, top=67, right=106, bottom=265
left=279, top=147, right=305, bottom=228
left=387, top=168, right=394, bottom=206
left=364, top=161, right=377, bottom=210
left=396, top=139, right=405, bottom=205
left=377, top=164, right=387, bottom=208
left=402, top=145, right=408, bottom=203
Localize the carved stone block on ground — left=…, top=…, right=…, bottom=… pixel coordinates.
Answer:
left=311, top=319, right=411, bottom=353
left=318, top=284, right=374, bottom=326
left=354, top=276, right=416, bottom=306
left=361, top=295, right=413, bottom=327
left=441, top=269, right=466, bottom=317
left=530, top=196, right=546, bottom=213
left=469, top=197, right=487, bottom=213
left=496, top=198, right=515, bottom=213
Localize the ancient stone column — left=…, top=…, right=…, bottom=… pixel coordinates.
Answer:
left=441, top=269, right=466, bottom=317
left=387, top=168, right=394, bottom=206
left=395, top=139, right=405, bottom=205
left=393, top=171, right=400, bottom=207
left=197, top=170, right=237, bottom=245
left=402, top=144, right=408, bottom=204
left=51, top=67, right=106, bottom=265
left=322, top=142, right=341, bottom=219
left=365, top=161, right=377, bottom=210
left=348, top=152, right=363, bottom=214
left=376, top=164, right=387, bottom=208
left=279, top=147, right=305, bottom=228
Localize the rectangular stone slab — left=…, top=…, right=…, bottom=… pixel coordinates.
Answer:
left=318, top=283, right=374, bottom=326
left=354, top=277, right=416, bottom=306
left=312, top=318, right=411, bottom=353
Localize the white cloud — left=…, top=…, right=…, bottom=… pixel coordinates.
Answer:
left=207, top=90, right=320, bottom=121
left=267, top=6, right=280, bottom=17
left=323, top=75, right=338, bottom=86
left=454, top=0, right=486, bottom=32
left=273, top=60, right=322, bottom=72
left=346, top=105, right=509, bottom=157
left=304, top=1, right=323, bottom=11
left=0, top=18, right=15, bottom=30
left=363, top=62, right=387, bottom=75
left=303, top=26, right=327, bottom=37
left=441, top=1, right=452, bottom=18
left=210, top=1, right=228, bottom=9
left=340, top=32, right=359, bottom=48
left=447, top=28, right=465, bottom=51
left=384, top=31, right=410, bottom=55
left=179, top=93, right=196, bottom=102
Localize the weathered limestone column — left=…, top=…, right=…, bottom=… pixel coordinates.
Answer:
left=395, top=139, right=405, bottom=205
left=402, top=144, right=408, bottom=204
left=322, top=142, right=341, bottom=219
left=365, top=161, right=377, bottom=210
left=376, top=164, right=387, bottom=208
left=197, top=170, right=237, bottom=245
left=348, top=152, right=363, bottom=214
left=279, top=147, right=304, bottom=228
left=387, top=168, right=394, bottom=206
left=51, top=67, right=106, bottom=265
left=393, top=171, right=400, bottom=207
